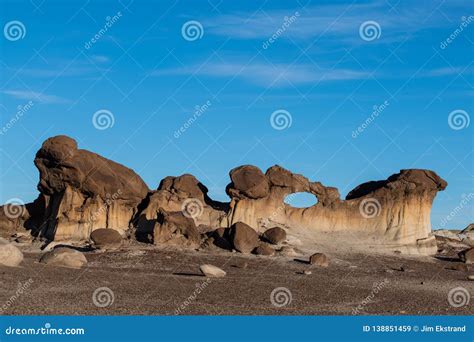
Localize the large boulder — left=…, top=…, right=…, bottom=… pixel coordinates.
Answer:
left=153, top=209, right=200, bottom=248
left=262, top=227, right=286, bottom=245
left=226, top=165, right=269, bottom=199
left=0, top=238, right=23, bottom=267
left=230, top=222, right=259, bottom=254
left=90, top=228, right=123, bottom=249
left=39, top=247, right=87, bottom=268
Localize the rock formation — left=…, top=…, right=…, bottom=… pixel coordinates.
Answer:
left=29, top=136, right=148, bottom=241
left=134, top=174, right=227, bottom=241
left=225, top=165, right=446, bottom=255
left=0, top=135, right=448, bottom=256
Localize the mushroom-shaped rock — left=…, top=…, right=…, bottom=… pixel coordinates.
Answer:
left=32, top=135, right=149, bottom=241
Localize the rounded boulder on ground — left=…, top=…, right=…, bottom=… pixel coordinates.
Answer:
left=230, top=222, right=260, bottom=254
left=0, top=238, right=23, bottom=267
left=309, top=253, right=329, bottom=267
left=262, top=227, right=286, bottom=245
left=90, top=228, right=123, bottom=249
left=253, top=243, right=275, bottom=256
left=39, top=247, right=87, bottom=268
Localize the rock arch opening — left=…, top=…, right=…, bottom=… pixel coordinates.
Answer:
left=284, top=192, right=318, bottom=208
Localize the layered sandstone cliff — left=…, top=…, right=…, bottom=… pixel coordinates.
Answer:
left=0, top=136, right=447, bottom=255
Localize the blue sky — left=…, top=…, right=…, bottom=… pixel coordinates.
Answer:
left=0, top=0, right=472, bottom=229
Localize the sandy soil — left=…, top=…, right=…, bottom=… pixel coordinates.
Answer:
left=0, top=241, right=472, bottom=315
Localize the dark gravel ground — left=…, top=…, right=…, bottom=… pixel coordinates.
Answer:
left=0, top=245, right=472, bottom=315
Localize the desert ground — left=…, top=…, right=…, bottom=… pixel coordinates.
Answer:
left=0, top=240, right=471, bottom=315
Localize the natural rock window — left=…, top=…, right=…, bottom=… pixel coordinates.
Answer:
left=284, top=192, right=318, bottom=208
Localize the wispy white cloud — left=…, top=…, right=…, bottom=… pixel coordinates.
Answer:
left=204, top=2, right=466, bottom=43
left=421, top=66, right=465, bottom=77
left=12, top=56, right=109, bottom=78
left=153, top=62, right=368, bottom=87
left=2, top=90, right=70, bottom=104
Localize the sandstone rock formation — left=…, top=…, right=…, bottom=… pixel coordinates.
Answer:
left=0, top=135, right=448, bottom=256
left=1, top=136, right=149, bottom=241
left=225, top=165, right=446, bottom=255
left=152, top=209, right=200, bottom=248
left=134, top=174, right=227, bottom=241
